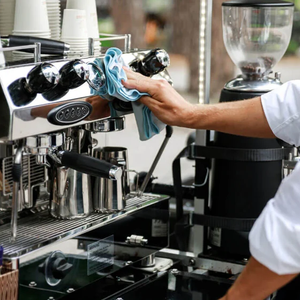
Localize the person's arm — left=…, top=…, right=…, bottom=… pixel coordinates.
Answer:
left=123, top=67, right=275, bottom=138
left=219, top=257, right=298, bottom=300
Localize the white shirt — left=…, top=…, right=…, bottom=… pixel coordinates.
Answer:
left=249, top=80, right=300, bottom=275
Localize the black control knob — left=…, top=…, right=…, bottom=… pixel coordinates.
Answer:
left=59, top=60, right=89, bottom=89
left=8, top=77, right=37, bottom=107
left=42, top=82, right=69, bottom=101
left=130, top=48, right=170, bottom=77
left=27, top=62, right=60, bottom=93
left=52, top=257, right=73, bottom=280
left=38, top=257, right=73, bottom=280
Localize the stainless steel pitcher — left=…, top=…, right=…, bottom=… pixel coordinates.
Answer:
left=93, top=147, right=130, bottom=213
left=50, top=166, right=93, bottom=219
left=50, top=128, right=93, bottom=219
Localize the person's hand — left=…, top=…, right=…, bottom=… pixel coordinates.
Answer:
left=122, top=67, right=196, bottom=127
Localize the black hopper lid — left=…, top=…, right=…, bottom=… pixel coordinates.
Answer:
left=222, top=0, right=294, bottom=7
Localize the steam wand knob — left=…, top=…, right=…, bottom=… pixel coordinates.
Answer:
left=130, top=48, right=170, bottom=77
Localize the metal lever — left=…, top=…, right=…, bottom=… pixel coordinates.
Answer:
left=138, top=125, right=173, bottom=196
left=11, top=141, right=23, bottom=241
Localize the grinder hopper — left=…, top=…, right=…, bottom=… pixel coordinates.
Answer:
left=222, top=0, right=294, bottom=86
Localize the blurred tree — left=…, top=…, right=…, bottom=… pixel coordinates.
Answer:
left=109, top=0, right=146, bottom=49
left=170, top=0, right=234, bottom=99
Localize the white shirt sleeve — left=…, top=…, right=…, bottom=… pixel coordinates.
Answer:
left=249, top=81, right=300, bottom=274
left=249, top=162, right=300, bottom=274
left=261, top=80, right=300, bottom=147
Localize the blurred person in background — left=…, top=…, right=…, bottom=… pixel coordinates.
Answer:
left=144, top=12, right=166, bottom=47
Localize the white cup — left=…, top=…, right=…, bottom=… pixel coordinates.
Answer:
left=61, top=9, right=88, bottom=39
left=0, top=42, right=6, bottom=67
left=66, top=0, right=99, bottom=39
left=14, top=0, right=49, bottom=32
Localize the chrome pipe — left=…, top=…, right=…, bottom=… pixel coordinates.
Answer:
left=11, top=142, right=23, bottom=241
left=34, top=42, right=41, bottom=63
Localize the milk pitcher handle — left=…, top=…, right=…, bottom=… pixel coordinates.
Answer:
left=58, top=151, right=122, bottom=180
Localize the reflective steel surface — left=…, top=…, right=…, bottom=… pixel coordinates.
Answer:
left=0, top=193, right=169, bottom=258
left=224, top=75, right=282, bottom=92
left=0, top=50, right=171, bottom=141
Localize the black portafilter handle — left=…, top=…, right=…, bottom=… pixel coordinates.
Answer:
left=8, top=35, right=70, bottom=55
left=131, top=48, right=170, bottom=77
left=58, top=151, right=122, bottom=180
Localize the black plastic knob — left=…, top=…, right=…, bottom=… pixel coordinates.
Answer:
left=59, top=60, right=89, bottom=89
left=27, top=62, right=60, bottom=93
left=8, top=77, right=37, bottom=107
left=38, top=257, right=73, bottom=280
left=42, top=82, right=69, bottom=101
left=52, top=257, right=73, bottom=280
left=131, top=48, right=170, bottom=77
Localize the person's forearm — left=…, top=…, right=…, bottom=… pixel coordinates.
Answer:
left=188, top=97, right=276, bottom=138
left=220, top=257, right=298, bottom=300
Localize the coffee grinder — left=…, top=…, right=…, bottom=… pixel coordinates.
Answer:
left=207, top=0, right=294, bottom=257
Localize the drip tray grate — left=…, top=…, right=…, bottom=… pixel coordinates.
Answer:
left=0, top=193, right=168, bottom=259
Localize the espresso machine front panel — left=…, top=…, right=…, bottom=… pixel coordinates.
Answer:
left=0, top=51, right=172, bottom=141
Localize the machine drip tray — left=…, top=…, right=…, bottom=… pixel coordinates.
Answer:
left=0, top=193, right=169, bottom=259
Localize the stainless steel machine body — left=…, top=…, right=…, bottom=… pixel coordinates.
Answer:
left=0, top=43, right=173, bottom=299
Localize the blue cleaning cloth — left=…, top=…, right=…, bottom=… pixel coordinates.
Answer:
left=92, top=47, right=166, bottom=141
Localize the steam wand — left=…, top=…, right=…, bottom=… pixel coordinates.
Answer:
left=11, top=140, right=23, bottom=241
left=138, top=125, right=173, bottom=196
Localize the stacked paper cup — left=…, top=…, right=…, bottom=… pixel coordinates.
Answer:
left=61, top=9, right=89, bottom=55
left=66, top=0, right=101, bottom=54
left=13, top=0, right=50, bottom=38
left=0, top=0, right=15, bottom=36
left=13, top=0, right=50, bottom=58
left=46, top=0, right=61, bottom=40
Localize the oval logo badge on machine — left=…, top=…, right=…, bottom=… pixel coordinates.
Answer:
left=47, top=101, right=92, bottom=125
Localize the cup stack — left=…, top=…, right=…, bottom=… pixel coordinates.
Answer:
left=46, top=0, right=61, bottom=40
left=0, top=0, right=15, bottom=36
left=12, top=0, right=50, bottom=58
left=0, top=39, right=6, bottom=67
left=61, top=9, right=89, bottom=55
left=66, top=0, right=101, bottom=54
left=13, top=0, right=50, bottom=38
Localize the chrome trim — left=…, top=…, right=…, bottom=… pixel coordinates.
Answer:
left=158, top=248, right=245, bottom=275
left=88, top=33, right=132, bottom=56
left=156, top=49, right=170, bottom=67
left=224, top=76, right=282, bottom=92
left=140, top=254, right=155, bottom=267
left=63, top=43, right=70, bottom=56
left=86, top=117, right=125, bottom=132
left=109, top=166, right=122, bottom=180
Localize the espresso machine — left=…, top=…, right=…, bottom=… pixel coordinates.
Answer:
left=0, top=37, right=174, bottom=300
